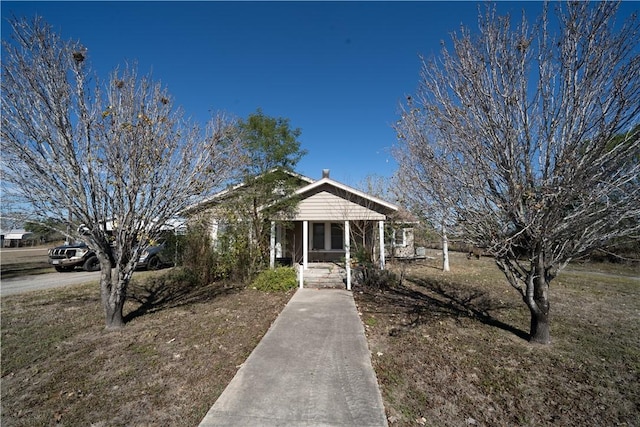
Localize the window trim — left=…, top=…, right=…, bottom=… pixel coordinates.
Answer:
left=393, top=228, right=407, bottom=247
left=310, top=222, right=345, bottom=251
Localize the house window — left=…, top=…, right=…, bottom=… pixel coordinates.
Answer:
left=215, top=221, right=232, bottom=251
left=394, top=228, right=407, bottom=247
left=331, top=223, right=343, bottom=250
left=312, top=223, right=325, bottom=250
left=312, top=222, right=344, bottom=250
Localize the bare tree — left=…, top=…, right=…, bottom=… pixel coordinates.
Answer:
left=394, top=170, right=454, bottom=272
left=351, top=174, right=393, bottom=264
left=393, top=2, right=640, bottom=344
left=1, top=17, right=242, bottom=329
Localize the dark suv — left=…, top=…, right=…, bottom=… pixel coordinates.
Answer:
left=135, top=241, right=172, bottom=270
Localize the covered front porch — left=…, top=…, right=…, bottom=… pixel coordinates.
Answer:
left=265, top=170, right=399, bottom=290
left=268, top=219, right=389, bottom=290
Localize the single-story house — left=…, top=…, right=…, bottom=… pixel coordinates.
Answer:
left=187, top=169, right=417, bottom=289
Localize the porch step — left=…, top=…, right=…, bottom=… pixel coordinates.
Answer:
left=303, top=263, right=346, bottom=289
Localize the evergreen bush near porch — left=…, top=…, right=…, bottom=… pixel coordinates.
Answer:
left=252, top=267, right=298, bottom=292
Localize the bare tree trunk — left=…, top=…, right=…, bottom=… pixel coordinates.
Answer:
left=526, top=254, right=551, bottom=344
left=103, top=291, right=126, bottom=329
left=99, top=262, right=126, bottom=329
left=442, top=223, right=450, bottom=272
left=528, top=302, right=550, bottom=344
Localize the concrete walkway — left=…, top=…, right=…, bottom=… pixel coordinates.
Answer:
left=199, top=288, right=388, bottom=427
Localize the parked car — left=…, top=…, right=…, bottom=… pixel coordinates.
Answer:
left=135, top=241, right=172, bottom=270
left=48, top=242, right=99, bottom=272
left=48, top=241, right=171, bottom=272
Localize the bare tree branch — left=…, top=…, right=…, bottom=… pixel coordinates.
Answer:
left=393, top=2, right=639, bottom=343
left=1, top=17, right=243, bottom=328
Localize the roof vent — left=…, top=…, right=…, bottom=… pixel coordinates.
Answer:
left=322, top=169, right=330, bottom=179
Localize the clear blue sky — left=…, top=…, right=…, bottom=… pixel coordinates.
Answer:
left=2, top=1, right=637, bottom=186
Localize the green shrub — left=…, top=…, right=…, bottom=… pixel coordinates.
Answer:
left=180, top=228, right=217, bottom=286
left=251, top=267, right=298, bottom=292
left=355, top=266, right=400, bottom=290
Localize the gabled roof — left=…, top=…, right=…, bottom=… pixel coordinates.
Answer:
left=185, top=168, right=402, bottom=221
left=294, top=176, right=398, bottom=214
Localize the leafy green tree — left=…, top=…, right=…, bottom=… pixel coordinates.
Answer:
left=237, top=108, right=306, bottom=178
left=213, top=110, right=307, bottom=277
left=24, top=219, right=65, bottom=242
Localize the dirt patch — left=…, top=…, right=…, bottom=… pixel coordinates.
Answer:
left=354, top=252, right=640, bottom=426
left=1, top=275, right=292, bottom=426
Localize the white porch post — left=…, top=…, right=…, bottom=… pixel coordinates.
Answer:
left=298, top=264, right=304, bottom=289
left=379, top=220, right=386, bottom=270
left=302, top=220, right=308, bottom=270
left=344, top=220, right=351, bottom=291
left=269, top=221, right=276, bottom=269
left=210, top=220, right=219, bottom=243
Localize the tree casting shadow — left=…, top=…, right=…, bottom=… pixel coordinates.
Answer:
left=124, top=271, right=239, bottom=323
left=365, top=275, right=529, bottom=341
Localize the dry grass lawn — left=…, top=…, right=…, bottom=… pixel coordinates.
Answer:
left=2, top=250, right=638, bottom=426
left=354, top=251, right=639, bottom=426
left=1, top=270, right=292, bottom=426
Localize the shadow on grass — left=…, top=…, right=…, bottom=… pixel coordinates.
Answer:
left=1, top=262, right=52, bottom=279
left=364, top=274, right=529, bottom=341
left=124, top=269, right=240, bottom=323
left=388, top=259, right=443, bottom=272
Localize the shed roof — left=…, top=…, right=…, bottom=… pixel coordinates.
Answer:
left=3, top=230, right=34, bottom=240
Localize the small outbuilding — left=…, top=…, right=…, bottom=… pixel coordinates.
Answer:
left=1, top=229, right=35, bottom=247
